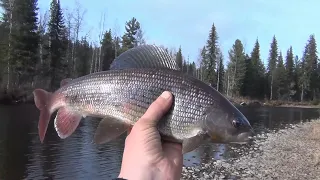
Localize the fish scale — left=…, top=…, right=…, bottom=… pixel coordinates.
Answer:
left=57, top=68, right=215, bottom=141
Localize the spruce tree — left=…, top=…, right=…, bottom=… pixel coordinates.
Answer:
left=227, top=39, right=246, bottom=96
left=121, top=17, right=141, bottom=52
left=175, top=46, right=183, bottom=70
left=300, top=34, right=319, bottom=101
left=285, top=46, right=296, bottom=100
left=10, top=0, right=40, bottom=85
left=250, top=39, right=265, bottom=98
left=275, top=51, right=286, bottom=99
left=47, top=0, right=68, bottom=89
left=101, top=29, right=115, bottom=70
left=203, top=23, right=219, bottom=87
left=267, top=35, right=278, bottom=100
left=77, top=37, right=91, bottom=76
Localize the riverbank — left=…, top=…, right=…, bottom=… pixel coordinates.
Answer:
left=229, top=97, right=320, bottom=109
left=0, top=90, right=319, bottom=109
left=181, top=119, right=320, bottom=180
left=0, top=90, right=34, bottom=105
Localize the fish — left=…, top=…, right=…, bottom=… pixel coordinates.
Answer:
left=33, top=44, right=253, bottom=154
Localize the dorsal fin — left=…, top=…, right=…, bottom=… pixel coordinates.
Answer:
left=109, top=45, right=180, bottom=70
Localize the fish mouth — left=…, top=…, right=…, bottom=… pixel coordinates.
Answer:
left=209, top=131, right=253, bottom=144
left=229, top=132, right=253, bottom=144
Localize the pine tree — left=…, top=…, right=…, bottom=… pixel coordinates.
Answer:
left=307, top=35, right=318, bottom=100
left=121, top=17, right=141, bottom=52
left=299, top=49, right=308, bottom=101
left=101, top=29, right=115, bottom=70
left=267, top=35, right=278, bottom=100
left=227, top=39, right=246, bottom=96
left=203, top=23, right=219, bottom=87
left=175, top=46, right=183, bottom=70
left=77, top=37, right=91, bottom=76
left=285, top=46, right=296, bottom=100
left=10, top=0, right=40, bottom=86
left=275, top=51, right=286, bottom=99
left=249, top=39, right=266, bottom=98
left=241, top=54, right=252, bottom=97
left=47, top=0, right=68, bottom=89
left=300, top=34, right=319, bottom=101
left=182, top=59, right=188, bottom=73
left=188, top=62, right=196, bottom=77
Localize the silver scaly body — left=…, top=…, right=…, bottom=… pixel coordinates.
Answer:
left=56, top=68, right=218, bottom=142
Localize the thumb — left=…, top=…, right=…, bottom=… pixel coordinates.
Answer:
left=137, top=91, right=173, bottom=127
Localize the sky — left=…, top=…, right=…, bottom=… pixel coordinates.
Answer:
left=37, top=0, right=320, bottom=67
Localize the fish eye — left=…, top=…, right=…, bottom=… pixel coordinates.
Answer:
left=232, top=119, right=241, bottom=128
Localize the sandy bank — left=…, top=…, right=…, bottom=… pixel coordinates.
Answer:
left=181, top=119, right=320, bottom=180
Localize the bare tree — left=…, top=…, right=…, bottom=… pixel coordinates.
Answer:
left=64, top=8, right=73, bottom=65
left=134, top=27, right=146, bottom=47
left=112, top=18, right=120, bottom=58
left=38, top=10, right=49, bottom=67
left=72, top=0, right=86, bottom=74
left=196, top=48, right=204, bottom=81
left=6, top=0, right=15, bottom=91
left=90, top=43, right=95, bottom=73
left=97, top=11, right=106, bottom=71
left=34, top=9, right=49, bottom=88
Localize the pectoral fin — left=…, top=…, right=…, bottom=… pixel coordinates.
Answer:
left=93, top=117, right=130, bottom=144
left=54, top=107, right=82, bottom=139
left=182, top=135, right=205, bottom=154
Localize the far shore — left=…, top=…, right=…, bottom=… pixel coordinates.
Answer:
left=0, top=91, right=319, bottom=109
left=229, top=97, right=320, bottom=109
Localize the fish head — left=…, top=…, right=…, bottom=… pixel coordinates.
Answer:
left=202, top=98, right=253, bottom=144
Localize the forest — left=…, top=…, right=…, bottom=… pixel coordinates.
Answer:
left=0, top=0, right=319, bottom=106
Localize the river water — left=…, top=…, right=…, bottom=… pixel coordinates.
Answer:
left=0, top=104, right=319, bottom=180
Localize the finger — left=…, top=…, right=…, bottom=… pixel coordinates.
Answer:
left=137, top=91, right=173, bottom=127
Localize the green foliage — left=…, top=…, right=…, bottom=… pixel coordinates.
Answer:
left=47, top=0, right=68, bottom=89
left=175, top=46, right=183, bottom=70
left=267, top=35, right=279, bottom=100
left=285, top=46, right=297, bottom=100
left=227, top=39, right=246, bottom=96
left=202, top=23, right=219, bottom=87
left=101, top=29, right=114, bottom=70
left=275, top=52, right=286, bottom=99
left=121, top=17, right=141, bottom=52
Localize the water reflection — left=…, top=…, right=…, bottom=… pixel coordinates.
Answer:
left=0, top=105, right=319, bottom=179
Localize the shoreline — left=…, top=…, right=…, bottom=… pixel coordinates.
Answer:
left=181, top=119, right=320, bottom=180
left=0, top=91, right=319, bottom=109
left=229, top=97, right=319, bottom=109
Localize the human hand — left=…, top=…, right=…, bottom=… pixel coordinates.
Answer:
left=118, top=91, right=183, bottom=180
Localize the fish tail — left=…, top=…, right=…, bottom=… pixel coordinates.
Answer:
left=33, top=89, right=53, bottom=143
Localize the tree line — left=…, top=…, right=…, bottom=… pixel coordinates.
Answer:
left=0, top=0, right=319, bottom=104
left=0, top=0, right=146, bottom=92
left=189, top=23, right=319, bottom=103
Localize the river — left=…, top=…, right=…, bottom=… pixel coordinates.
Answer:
left=0, top=104, right=319, bottom=180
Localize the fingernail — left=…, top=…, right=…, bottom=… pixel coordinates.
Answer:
left=160, top=91, right=171, bottom=100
